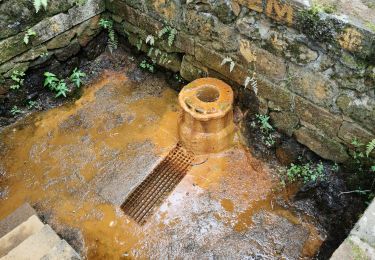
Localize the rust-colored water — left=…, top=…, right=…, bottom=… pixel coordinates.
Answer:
left=0, top=70, right=323, bottom=259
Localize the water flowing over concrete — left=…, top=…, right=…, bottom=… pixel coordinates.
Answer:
left=0, top=68, right=324, bottom=259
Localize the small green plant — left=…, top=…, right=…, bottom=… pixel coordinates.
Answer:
left=255, top=114, right=276, bottom=147
left=43, top=72, right=69, bottom=98
left=331, top=163, right=339, bottom=172
left=70, top=68, right=86, bottom=88
left=158, top=26, right=177, bottom=47
left=33, top=0, right=48, bottom=12
left=10, top=70, right=26, bottom=90
left=139, top=60, right=155, bottom=73
left=136, top=39, right=143, bottom=51
left=23, top=29, right=37, bottom=45
left=366, top=139, right=375, bottom=157
left=10, top=106, right=22, bottom=116
left=27, top=100, right=39, bottom=109
left=286, top=161, right=325, bottom=184
left=40, top=52, right=49, bottom=58
left=99, top=18, right=117, bottom=53
left=221, top=57, right=235, bottom=73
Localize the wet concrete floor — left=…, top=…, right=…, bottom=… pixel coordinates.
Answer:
left=0, top=69, right=324, bottom=259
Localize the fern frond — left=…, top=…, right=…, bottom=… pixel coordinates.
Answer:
left=229, top=61, right=235, bottom=72
left=366, top=139, right=375, bottom=157
left=158, top=27, right=169, bottom=38
left=221, top=57, right=232, bottom=66
left=146, top=35, right=155, bottom=46
left=168, top=29, right=177, bottom=47
left=33, top=0, right=48, bottom=12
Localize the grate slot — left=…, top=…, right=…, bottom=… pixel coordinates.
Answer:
left=121, top=143, right=194, bottom=225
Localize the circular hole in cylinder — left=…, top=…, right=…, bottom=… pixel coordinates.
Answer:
left=196, top=86, right=220, bottom=103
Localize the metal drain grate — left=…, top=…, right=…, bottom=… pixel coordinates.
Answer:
left=121, top=143, right=194, bottom=225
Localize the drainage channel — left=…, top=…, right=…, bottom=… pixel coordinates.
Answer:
left=121, top=143, right=194, bottom=225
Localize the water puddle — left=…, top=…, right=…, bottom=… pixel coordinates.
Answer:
left=0, top=70, right=323, bottom=259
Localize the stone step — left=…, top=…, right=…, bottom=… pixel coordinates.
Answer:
left=1, top=225, right=60, bottom=260
left=0, top=203, right=37, bottom=239
left=0, top=215, right=44, bottom=257
left=41, top=240, right=81, bottom=260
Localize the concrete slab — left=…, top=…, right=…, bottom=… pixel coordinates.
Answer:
left=351, top=199, right=375, bottom=248
left=40, top=240, right=81, bottom=260
left=2, top=225, right=60, bottom=260
left=0, top=203, right=37, bottom=238
left=331, top=235, right=375, bottom=260
left=0, top=215, right=44, bottom=257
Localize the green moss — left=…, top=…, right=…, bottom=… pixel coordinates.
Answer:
left=365, top=22, right=375, bottom=33
left=295, top=6, right=343, bottom=43
left=348, top=239, right=369, bottom=260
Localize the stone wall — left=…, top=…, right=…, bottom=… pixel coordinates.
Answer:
left=106, top=0, right=375, bottom=162
left=0, top=0, right=105, bottom=93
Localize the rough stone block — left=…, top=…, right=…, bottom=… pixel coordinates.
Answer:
left=194, top=42, right=248, bottom=86
left=351, top=199, right=375, bottom=248
left=270, top=111, right=299, bottom=136
left=295, top=96, right=342, bottom=138
left=337, top=93, right=375, bottom=134
left=180, top=55, right=208, bottom=82
left=294, top=127, right=349, bottom=162
left=54, top=40, right=81, bottom=62
left=257, top=78, right=293, bottom=110
left=289, top=64, right=338, bottom=108
left=0, top=0, right=104, bottom=65
left=338, top=121, right=375, bottom=146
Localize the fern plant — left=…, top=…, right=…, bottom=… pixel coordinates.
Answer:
left=33, top=0, right=48, bottom=13
left=244, top=72, right=258, bottom=95
left=10, top=106, right=22, bottom=116
left=43, top=72, right=69, bottom=98
left=99, top=19, right=118, bottom=53
left=221, top=57, right=235, bottom=73
left=255, top=114, right=276, bottom=147
left=158, top=26, right=177, bottom=47
left=10, top=70, right=25, bottom=90
left=70, top=68, right=86, bottom=88
left=366, top=139, right=375, bottom=157
left=23, top=29, right=37, bottom=44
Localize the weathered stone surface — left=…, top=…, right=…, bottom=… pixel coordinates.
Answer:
left=54, top=40, right=81, bottom=62
left=76, top=15, right=102, bottom=47
left=257, top=79, right=293, bottom=110
left=0, top=0, right=104, bottom=65
left=195, top=42, right=247, bottom=85
left=239, top=39, right=287, bottom=82
left=289, top=64, right=338, bottom=108
left=0, top=0, right=76, bottom=41
left=174, top=32, right=195, bottom=55
left=144, top=0, right=183, bottom=27
left=275, top=138, right=303, bottom=166
left=180, top=55, right=208, bottom=82
left=294, top=127, right=349, bottom=162
left=184, top=10, right=238, bottom=51
left=337, top=92, right=375, bottom=134
left=270, top=111, right=299, bottom=136
left=338, top=121, right=375, bottom=146
left=295, top=96, right=342, bottom=138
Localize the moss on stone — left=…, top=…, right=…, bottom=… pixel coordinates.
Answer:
left=295, top=6, right=343, bottom=43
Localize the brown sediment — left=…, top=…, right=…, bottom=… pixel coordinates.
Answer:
left=0, top=70, right=323, bottom=259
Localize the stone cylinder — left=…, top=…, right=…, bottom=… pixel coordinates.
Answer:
left=178, top=77, right=235, bottom=154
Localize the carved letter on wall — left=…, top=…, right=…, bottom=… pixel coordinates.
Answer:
left=265, top=0, right=294, bottom=25
left=338, top=27, right=363, bottom=52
